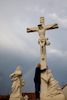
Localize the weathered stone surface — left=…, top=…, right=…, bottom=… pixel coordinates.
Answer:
left=9, top=66, right=24, bottom=100
left=40, top=70, right=65, bottom=100
left=40, top=94, right=65, bottom=100
left=27, top=17, right=65, bottom=100
left=24, top=95, right=29, bottom=100
left=62, top=85, right=67, bottom=100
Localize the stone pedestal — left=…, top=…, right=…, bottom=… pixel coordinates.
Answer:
left=40, top=69, right=66, bottom=100
left=9, top=97, right=23, bottom=100
left=40, top=94, right=65, bottom=100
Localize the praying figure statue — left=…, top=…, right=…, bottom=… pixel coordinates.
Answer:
left=41, top=69, right=65, bottom=100
left=9, top=66, right=24, bottom=100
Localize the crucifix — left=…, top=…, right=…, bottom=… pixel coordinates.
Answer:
left=27, top=17, right=58, bottom=99
left=27, top=17, right=58, bottom=69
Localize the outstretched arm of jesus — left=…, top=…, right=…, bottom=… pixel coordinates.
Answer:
left=44, top=23, right=58, bottom=30
left=27, top=27, right=38, bottom=33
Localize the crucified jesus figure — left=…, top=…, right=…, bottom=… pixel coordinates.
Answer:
left=27, top=18, right=58, bottom=59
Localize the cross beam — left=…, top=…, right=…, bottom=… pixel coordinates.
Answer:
left=27, top=17, right=58, bottom=33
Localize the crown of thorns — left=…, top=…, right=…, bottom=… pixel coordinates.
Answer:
left=38, top=24, right=42, bottom=27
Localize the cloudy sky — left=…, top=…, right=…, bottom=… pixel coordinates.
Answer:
left=0, top=0, right=67, bottom=95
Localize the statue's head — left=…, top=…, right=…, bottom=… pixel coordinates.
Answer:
left=15, top=66, right=22, bottom=76
left=37, top=64, right=41, bottom=68
left=16, top=66, right=21, bottom=70
left=38, top=24, right=43, bottom=30
left=48, top=70, right=52, bottom=74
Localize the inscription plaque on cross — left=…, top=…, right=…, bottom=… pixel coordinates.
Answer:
left=27, top=17, right=58, bottom=99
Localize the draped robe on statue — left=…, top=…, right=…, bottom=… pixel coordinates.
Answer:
left=9, top=66, right=24, bottom=100
left=41, top=70, right=65, bottom=100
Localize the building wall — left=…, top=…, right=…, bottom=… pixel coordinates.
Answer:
left=62, top=86, right=67, bottom=100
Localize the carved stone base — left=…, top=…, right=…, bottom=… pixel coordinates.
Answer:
left=40, top=70, right=66, bottom=100
left=40, top=94, right=66, bottom=100
left=9, top=97, right=24, bottom=100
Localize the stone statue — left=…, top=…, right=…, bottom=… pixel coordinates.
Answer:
left=41, top=69, right=66, bottom=100
left=24, top=95, right=29, bottom=100
left=27, top=17, right=66, bottom=100
left=27, top=17, right=58, bottom=66
left=27, top=19, right=58, bottom=59
left=9, top=66, right=24, bottom=100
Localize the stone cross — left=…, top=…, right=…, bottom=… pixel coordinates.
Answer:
left=27, top=17, right=58, bottom=99
left=27, top=17, right=58, bottom=69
